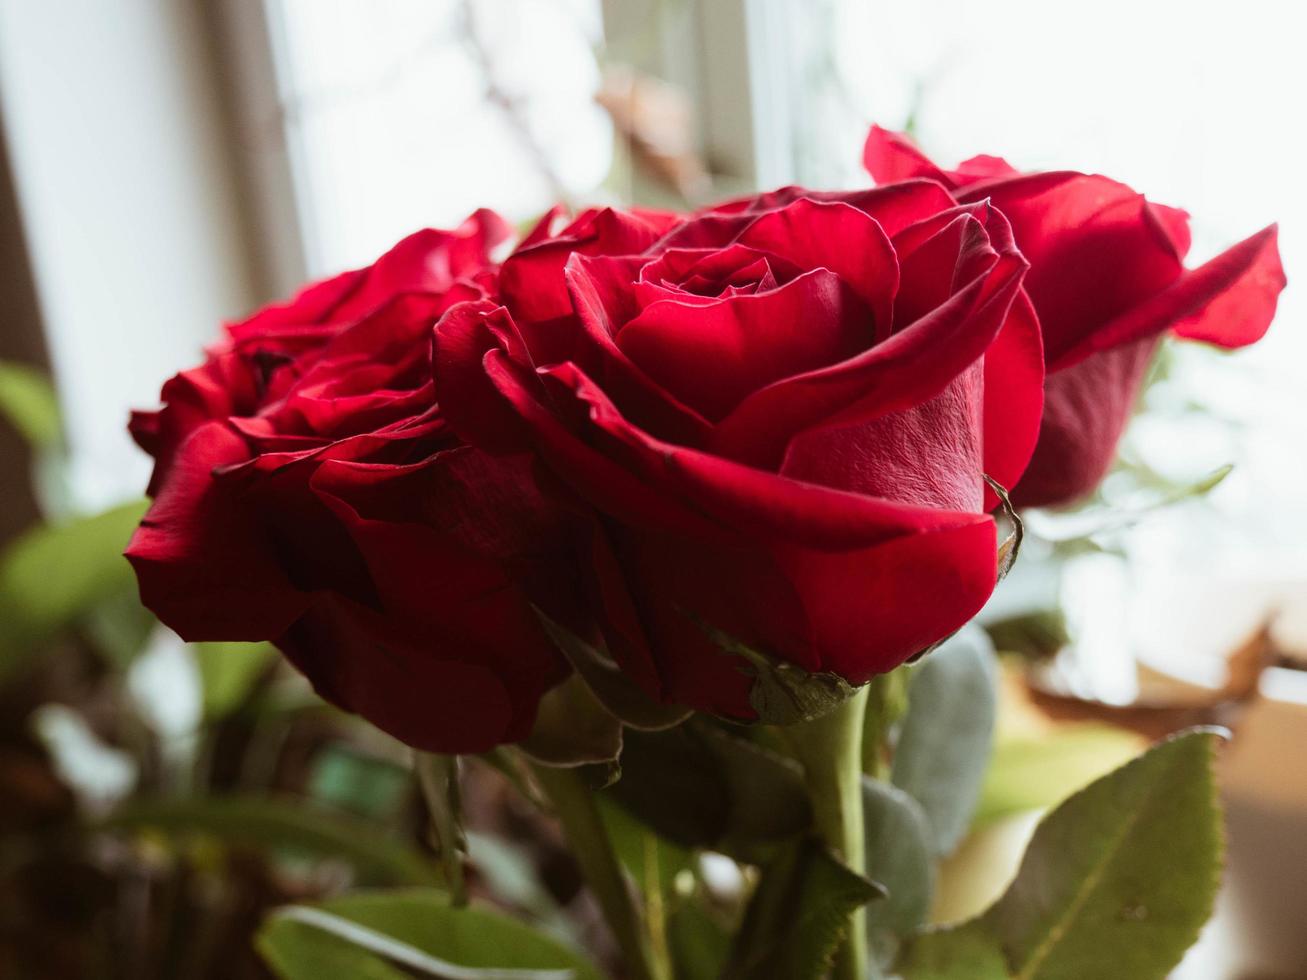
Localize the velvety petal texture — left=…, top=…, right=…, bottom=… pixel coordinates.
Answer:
left=127, top=212, right=578, bottom=754
left=864, top=126, right=1287, bottom=507
left=437, top=189, right=1043, bottom=717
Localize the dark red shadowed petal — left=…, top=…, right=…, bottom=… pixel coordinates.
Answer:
left=276, top=594, right=519, bottom=755
left=126, top=421, right=309, bottom=641
left=308, top=455, right=569, bottom=736
left=1012, top=333, right=1163, bottom=509
left=432, top=301, right=538, bottom=454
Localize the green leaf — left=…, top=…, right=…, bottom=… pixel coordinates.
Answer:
left=307, top=743, right=413, bottom=820
left=0, top=360, right=61, bottom=449
left=101, top=795, right=440, bottom=886
left=84, top=589, right=157, bottom=669
left=465, top=832, right=575, bottom=942
left=974, top=725, right=1144, bottom=826
left=416, top=753, right=468, bottom=903
left=603, top=721, right=811, bottom=860
left=534, top=607, right=689, bottom=731
left=721, top=836, right=884, bottom=980
left=192, top=640, right=277, bottom=719
left=902, top=728, right=1225, bottom=980
left=987, top=727, right=1224, bottom=979
left=0, top=499, right=148, bottom=682
left=667, top=898, right=732, bottom=980
left=596, top=795, right=694, bottom=896
left=892, top=627, right=998, bottom=855
left=897, top=921, right=1009, bottom=980
left=257, top=890, right=601, bottom=980
left=863, top=777, right=934, bottom=965
left=520, top=672, right=623, bottom=767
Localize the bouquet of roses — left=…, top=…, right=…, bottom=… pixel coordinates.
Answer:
left=126, top=126, right=1284, bottom=979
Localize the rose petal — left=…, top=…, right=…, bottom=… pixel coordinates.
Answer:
left=708, top=251, right=1026, bottom=469
left=499, top=207, right=671, bottom=326
left=732, top=198, right=899, bottom=330
left=1062, top=224, right=1285, bottom=366
left=126, top=421, right=309, bottom=641
left=1012, top=333, right=1164, bottom=508
left=956, top=172, right=1185, bottom=364
left=615, top=268, right=875, bottom=421
left=276, top=594, right=520, bottom=754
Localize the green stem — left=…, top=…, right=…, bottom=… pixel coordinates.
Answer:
left=415, top=753, right=467, bottom=906
left=785, top=686, right=871, bottom=980
left=530, top=763, right=666, bottom=980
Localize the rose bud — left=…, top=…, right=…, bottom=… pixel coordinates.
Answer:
left=435, top=188, right=1044, bottom=718
left=126, top=212, right=583, bottom=754
left=864, top=125, right=1286, bottom=507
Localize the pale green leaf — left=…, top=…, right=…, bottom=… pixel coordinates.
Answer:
left=863, top=777, right=934, bottom=964
left=974, top=725, right=1144, bottom=826
left=897, top=921, right=1009, bottom=979
left=257, top=890, right=602, bottom=980
left=0, top=360, right=61, bottom=449
left=892, top=628, right=998, bottom=855
left=192, top=641, right=277, bottom=719
left=102, top=795, right=440, bottom=886
left=0, top=500, right=148, bottom=682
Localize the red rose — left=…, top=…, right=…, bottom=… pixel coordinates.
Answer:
left=436, top=187, right=1044, bottom=717
left=865, top=125, right=1287, bottom=507
left=126, top=211, right=581, bottom=754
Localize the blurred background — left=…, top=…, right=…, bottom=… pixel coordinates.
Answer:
left=0, top=1, right=1302, bottom=977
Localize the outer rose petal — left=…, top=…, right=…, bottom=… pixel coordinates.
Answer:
left=462, top=353, right=1000, bottom=710
left=958, top=173, right=1184, bottom=363
left=1063, top=224, right=1285, bottom=365
left=230, top=210, right=508, bottom=340
left=781, top=359, right=985, bottom=512
left=276, top=594, right=518, bottom=754
left=979, top=291, right=1045, bottom=500
left=863, top=125, right=958, bottom=186
left=126, top=421, right=309, bottom=640
left=307, top=454, right=570, bottom=751
left=1011, top=333, right=1163, bottom=508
